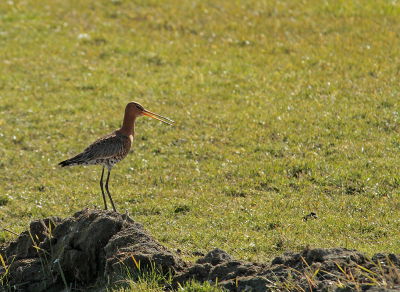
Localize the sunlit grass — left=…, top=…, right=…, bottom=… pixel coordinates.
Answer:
left=0, top=0, right=400, bottom=270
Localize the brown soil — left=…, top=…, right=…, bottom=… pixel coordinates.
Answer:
left=1, top=209, right=399, bottom=291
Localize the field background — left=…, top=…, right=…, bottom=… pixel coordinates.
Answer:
left=1, top=0, right=400, bottom=265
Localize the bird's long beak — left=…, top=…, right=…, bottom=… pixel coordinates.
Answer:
left=142, top=109, right=174, bottom=125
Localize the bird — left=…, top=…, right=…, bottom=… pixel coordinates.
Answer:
left=59, top=101, right=174, bottom=212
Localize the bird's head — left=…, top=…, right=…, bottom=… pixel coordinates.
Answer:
left=125, top=102, right=174, bottom=125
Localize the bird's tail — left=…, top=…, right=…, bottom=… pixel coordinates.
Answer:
left=59, top=159, right=73, bottom=167
left=58, top=153, right=85, bottom=167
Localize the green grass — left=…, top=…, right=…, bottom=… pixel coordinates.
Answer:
left=1, top=0, right=400, bottom=277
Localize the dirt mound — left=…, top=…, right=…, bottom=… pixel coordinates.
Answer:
left=1, top=210, right=399, bottom=291
left=0, top=210, right=186, bottom=291
left=179, top=247, right=400, bottom=291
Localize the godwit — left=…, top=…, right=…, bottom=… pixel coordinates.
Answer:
left=59, top=102, right=174, bottom=212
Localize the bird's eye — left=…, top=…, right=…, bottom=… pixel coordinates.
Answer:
left=135, top=105, right=141, bottom=110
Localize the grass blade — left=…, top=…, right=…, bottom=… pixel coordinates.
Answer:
left=57, top=261, right=68, bottom=289
left=357, top=265, right=379, bottom=277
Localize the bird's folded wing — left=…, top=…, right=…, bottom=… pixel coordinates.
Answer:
left=81, top=131, right=126, bottom=160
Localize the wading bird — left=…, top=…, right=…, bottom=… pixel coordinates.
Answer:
left=59, top=102, right=174, bottom=212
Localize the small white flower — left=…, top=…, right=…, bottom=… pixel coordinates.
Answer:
left=77, top=33, right=91, bottom=40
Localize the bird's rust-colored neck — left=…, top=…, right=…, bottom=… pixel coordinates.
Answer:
left=119, top=109, right=136, bottom=137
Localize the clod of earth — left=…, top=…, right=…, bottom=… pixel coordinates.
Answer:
left=0, top=210, right=399, bottom=291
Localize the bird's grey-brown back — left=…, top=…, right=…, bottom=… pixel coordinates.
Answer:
left=59, top=130, right=132, bottom=167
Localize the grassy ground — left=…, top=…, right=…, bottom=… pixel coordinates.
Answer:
left=1, top=0, right=400, bottom=274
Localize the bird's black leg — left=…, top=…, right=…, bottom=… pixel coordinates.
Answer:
left=105, top=166, right=117, bottom=212
left=100, top=166, right=108, bottom=210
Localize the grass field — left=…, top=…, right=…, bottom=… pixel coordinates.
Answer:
left=1, top=0, right=400, bottom=281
